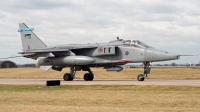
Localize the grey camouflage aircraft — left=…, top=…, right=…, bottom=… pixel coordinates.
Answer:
left=2, top=23, right=192, bottom=81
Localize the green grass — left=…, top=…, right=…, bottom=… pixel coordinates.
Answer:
left=0, top=85, right=200, bottom=112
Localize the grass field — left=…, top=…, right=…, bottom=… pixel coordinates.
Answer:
left=0, top=85, right=200, bottom=112
left=0, top=67, right=200, bottom=79
left=1, top=68, right=200, bottom=112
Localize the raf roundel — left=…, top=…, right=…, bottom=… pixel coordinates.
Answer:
left=125, top=51, right=129, bottom=55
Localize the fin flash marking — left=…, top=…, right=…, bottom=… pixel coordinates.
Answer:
left=18, top=28, right=34, bottom=32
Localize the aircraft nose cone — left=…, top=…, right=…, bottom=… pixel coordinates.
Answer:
left=154, top=49, right=179, bottom=61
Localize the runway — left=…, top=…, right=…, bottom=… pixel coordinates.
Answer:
left=0, top=79, right=200, bottom=86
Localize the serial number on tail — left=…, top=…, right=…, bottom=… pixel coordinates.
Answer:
left=18, top=28, right=34, bottom=32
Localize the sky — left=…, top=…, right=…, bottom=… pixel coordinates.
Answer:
left=0, top=0, right=200, bottom=65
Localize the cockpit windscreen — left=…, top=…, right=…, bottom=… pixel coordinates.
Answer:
left=123, top=40, right=152, bottom=48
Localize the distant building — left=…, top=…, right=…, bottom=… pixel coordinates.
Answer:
left=0, top=61, right=17, bottom=68
left=171, top=63, right=177, bottom=66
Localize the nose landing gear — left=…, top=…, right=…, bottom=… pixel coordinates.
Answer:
left=137, top=62, right=151, bottom=81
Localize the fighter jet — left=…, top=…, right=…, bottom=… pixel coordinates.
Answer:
left=2, top=23, right=190, bottom=81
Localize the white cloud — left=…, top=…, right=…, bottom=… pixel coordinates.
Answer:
left=0, top=0, right=199, bottom=64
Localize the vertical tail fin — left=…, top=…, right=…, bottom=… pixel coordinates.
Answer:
left=18, top=23, right=47, bottom=51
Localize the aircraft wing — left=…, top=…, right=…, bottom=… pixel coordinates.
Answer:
left=0, top=53, right=36, bottom=59
left=18, top=46, right=98, bottom=57
left=19, top=45, right=99, bottom=54
left=1, top=46, right=97, bottom=60
left=18, top=48, right=69, bottom=54
left=53, top=45, right=98, bottom=50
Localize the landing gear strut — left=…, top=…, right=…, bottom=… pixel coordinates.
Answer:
left=137, top=62, right=151, bottom=81
left=63, top=66, right=76, bottom=81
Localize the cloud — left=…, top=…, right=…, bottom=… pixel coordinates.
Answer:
left=0, top=0, right=199, bottom=64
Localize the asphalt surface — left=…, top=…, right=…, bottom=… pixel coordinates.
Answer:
left=0, top=79, right=200, bottom=86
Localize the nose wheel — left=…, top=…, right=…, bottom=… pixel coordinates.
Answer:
left=137, top=62, right=151, bottom=81
left=137, top=74, right=145, bottom=81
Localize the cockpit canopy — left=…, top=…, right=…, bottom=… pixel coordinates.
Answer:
left=123, top=40, right=152, bottom=48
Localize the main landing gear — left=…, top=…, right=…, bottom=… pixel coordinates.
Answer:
left=63, top=66, right=75, bottom=81
left=63, top=66, right=94, bottom=81
left=137, top=62, right=151, bottom=81
left=82, top=66, right=94, bottom=81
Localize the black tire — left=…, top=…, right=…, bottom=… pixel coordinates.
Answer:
left=90, top=75, right=94, bottom=81
left=137, top=74, right=145, bottom=81
left=63, top=73, right=73, bottom=81
left=83, top=73, right=93, bottom=81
